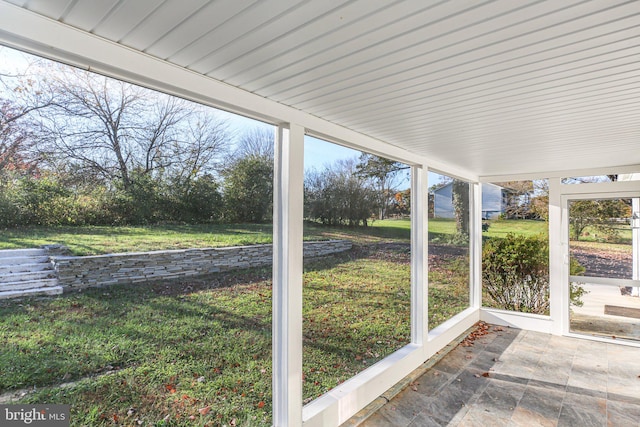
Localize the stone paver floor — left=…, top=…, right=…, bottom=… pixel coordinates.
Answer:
left=356, top=325, right=640, bottom=427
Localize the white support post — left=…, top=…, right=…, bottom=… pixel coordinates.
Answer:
left=632, top=198, right=640, bottom=297
left=548, top=177, right=565, bottom=335
left=411, top=166, right=428, bottom=345
left=273, top=124, right=305, bottom=427
left=471, top=182, right=482, bottom=309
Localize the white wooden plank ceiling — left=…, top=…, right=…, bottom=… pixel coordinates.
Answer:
left=3, top=0, right=640, bottom=177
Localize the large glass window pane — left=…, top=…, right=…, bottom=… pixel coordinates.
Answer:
left=569, top=197, right=640, bottom=342
left=302, top=137, right=411, bottom=403
left=428, top=172, right=471, bottom=329
left=0, top=46, right=274, bottom=425
left=481, top=180, right=550, bottom=315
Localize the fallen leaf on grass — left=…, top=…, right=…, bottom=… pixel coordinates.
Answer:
left=257, top=401, right=265, bottom=408
left=198, top=406, right=211, bottom=415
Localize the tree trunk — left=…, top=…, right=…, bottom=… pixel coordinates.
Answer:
left=452, top=180, right=469, bottom=236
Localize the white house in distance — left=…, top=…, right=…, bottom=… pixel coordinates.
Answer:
left=434, top=182, right=505, bottom=219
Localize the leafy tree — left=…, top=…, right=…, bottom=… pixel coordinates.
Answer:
left=222, top=154, right=273, bottom=223
left=220, top=128, right=274, bottom=223
left=389, top=189, right=411, bottom=217
left=0, top=100, right=34, bottom=178
left=356, top=153, right=408, bottom=220
left=529, top=180, right=549, bottom=221
left=493, top=181, right=535, bottom=219
left=0, top=59, right=54, bottom=179
left=305, top=159, right=377, bottom=226
left=182, top=175, right=223, bottom=223
left=166, top=174, right=223, bottom=223
left=569, top=199, right=629, bottom=241
left=428, top=175, right=468, bottom=240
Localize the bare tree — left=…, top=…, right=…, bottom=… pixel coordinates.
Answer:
left=35, top=66, right=146, bottom=189
left=232, top=127, right=274, bottom=160
left=32, top=63, right=229, bottom=190
left=169, top=111, right=230, bottom=192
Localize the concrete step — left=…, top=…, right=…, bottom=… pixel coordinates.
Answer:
left=0, top=256, right=50, bottom=266
left=0, top=278, right=59, bottom=292
left=1, top=270, right=55, bottom=283
left=0, top=263, right=52, bottom=275
left=0, top=248, right=47, bottom=258
left=0, top=286, right=63, bottom=300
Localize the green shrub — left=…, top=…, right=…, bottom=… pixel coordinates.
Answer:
left=177, top=175, right=223, bottom=223
left=163, top=175, right=223, bottom=224
left=15, top=177, right=71, bottom=225
left=483, top=234, right=585, bottom=314
left=0, top=189, right=20, bottom=228
left=222, top=155, right=273, bottom=223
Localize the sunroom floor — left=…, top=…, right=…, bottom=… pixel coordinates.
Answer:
left=349, top=324, right=640, bottom=427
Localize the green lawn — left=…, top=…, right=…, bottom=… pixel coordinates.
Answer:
left=0, top=218, right=553, bottom=256
left=0, top=224, right=275, bottom=256
left=0, top=269, right=274, bottom=426
left=0, top=247, right=417, bottom=426
left=429, top=218, right=548, bottom=241
left=2, top=219, right=632, bottom=257
left=482, top=218, right=547, bottom=238
left=0, top=221, right=413, bottom=256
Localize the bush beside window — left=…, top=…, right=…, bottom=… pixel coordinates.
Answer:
left=483, top=234, right=585, bottom=314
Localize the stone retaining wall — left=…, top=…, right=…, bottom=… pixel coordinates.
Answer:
left=51, top=240, right=352, bottom=290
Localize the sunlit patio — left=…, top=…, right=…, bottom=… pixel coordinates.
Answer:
left=355, top=324, right=640, bottom=426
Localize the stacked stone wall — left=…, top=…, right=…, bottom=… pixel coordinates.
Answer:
left=51, top=240, right=352, bottom=289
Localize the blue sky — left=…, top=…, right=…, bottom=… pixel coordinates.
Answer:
left=304, top=136, right=361, bottom=171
